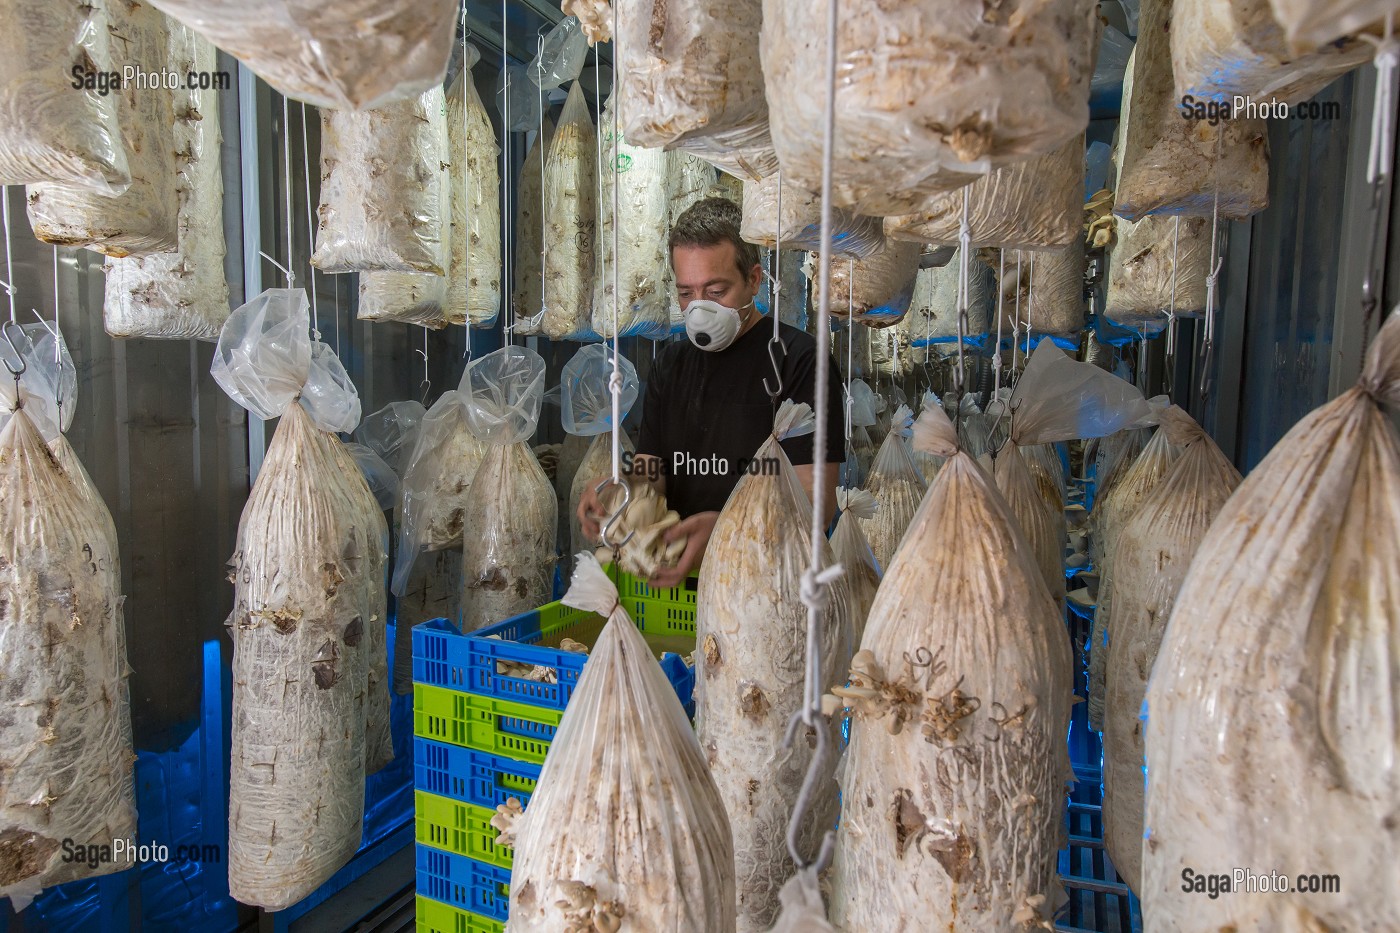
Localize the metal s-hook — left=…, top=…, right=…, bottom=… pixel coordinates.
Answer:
left=594, top=476, right=635, bottom=549
left=763, top=334, right=787, bottom=401
left=779, top=694, right=837, bottom=874
left=2, top=319, right=27, bottom=401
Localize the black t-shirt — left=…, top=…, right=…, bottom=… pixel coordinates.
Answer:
left=636, top=321, right=846, bottom=518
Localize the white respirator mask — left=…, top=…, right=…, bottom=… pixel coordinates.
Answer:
left=684, top=298, right=754, bottom=352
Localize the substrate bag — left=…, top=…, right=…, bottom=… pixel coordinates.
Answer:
left=1102, top=407, right=1240, bottom=894
left=27, top=0, right=178, bottom=258
left=832, top=487, right=882, bottom=651
left=312, top=86, right=448, bottom=274
left=146, top=0, right=457, bottom=111
left=1171, top=0, right=1371, bottom=104
left=542, top=84, right=598, bottom=342
left=512, top=118, right=555, bottom=334
left=857, top=405, right=927, bottom=570
left=0, top=0, right=129, bottom=194
left=459, top=347, right=557, bottom=631
left=358, top=271, right=449, bottom=327
left=995, top=443, right=1067, bottom=608
left=761, top=0, right=1100, bottom=216
left=988, top=242, right=1088, bottom=336
left=810, top=242, right=922, bottom=327
left=741, top=173, right=885, bottom=258
left=1104, top=214, right=1212, bottom=325
left=391, top=391, right=488, bottom=595
left=593, top=97, right=671, bottom=340
left=1267, top=0, right=1396, bottom=47
left=695, top=401, right=854, bottom=931
left=884, top=138, right=1084, bottom=251
left=1141, top=311, right=1400, bottom=930
left=1113, top=17, right=1269, bottom=220
left=103, top=25, right=230, bottom=339
left=828, top=404, right=1073, bottom=932
left=0, top=408, right=135, bottom=907
left=506, top=554, right=736, bottom=932
left=213, top=289, right=383, bottom=909
left=448, top=67, right=502, bottom=327
left=905, top=251, right=995, bottom=346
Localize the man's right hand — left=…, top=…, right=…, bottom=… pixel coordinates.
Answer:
left=577, top=478, right=606, bottom=542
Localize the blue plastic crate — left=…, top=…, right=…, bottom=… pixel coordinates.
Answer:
left=414, top=736, right=541, bottom=810
left=411, top=572, right=696, bottom=713
left=415, top=845, right=511, bottom=923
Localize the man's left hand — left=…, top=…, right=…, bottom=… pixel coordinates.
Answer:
left=648, top=511, right=719, bottom=589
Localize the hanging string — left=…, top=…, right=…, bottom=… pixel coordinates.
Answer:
left=298, top=101, right=320, bottom=337
left=993, top=248, right=1006, bottom=393
left=334, top=272, right=342, bottom=358
left=953, top=186, right=971, bottom=397
left=2, top=189, right=16, bottom=323
left=1163, top=215, right=1180, bottom=398
left=50, top=247, right=62, bottom=414
left=608, top=1, right=623, bottom=486
left=593, top=62, right=606, bottom=352
left=1011, top=252, right=1023, bottom=377
left=498, top=0, right=515, bottom=343
left=784, top=0, right=844, bottom=877
left=1025, top=250, right=1036, bottom=363
left=537, top=27, right=549, bottom=337
left=1199, top=132, right=1224, bottom=405
left=1361, top=12, right=1398, bottom=337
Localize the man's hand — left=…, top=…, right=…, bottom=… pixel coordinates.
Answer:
left=576, top=478, right=607, bottom=542
left=649, top=511, right=719, bottom=589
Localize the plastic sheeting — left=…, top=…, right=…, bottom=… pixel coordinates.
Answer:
left=146, top=0, right=457, bottom=111
left=1105, top=214, right=1212, bottom=324
left=1113, top=14, right=1269, bottom=221
left=761, top=0, right=1101, bottom=216
left=0, top=0, right=129, bottom=194
left=541, top=84, right=598, bottom=342
left=884, top=138, right=1084, bottom=250
left=742, top=173, right=885, bottom=258
left=27, top=0, right=178, bottom=258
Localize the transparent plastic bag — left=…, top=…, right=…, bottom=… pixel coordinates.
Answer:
left=1113, top=30, right=1269, bottom=220
left=832, top=487, right=882, bottom=650
left=529, top=17, right=590, bottom=91
left=847, top=380, right=879, bottom=428
left=496, top=62, right=543, bottom=133
left=355, top=400, right=426, bottom=477
left=811, top=242, right=922, bottom=327
left=593, top=97, right=672, bottom=340
left=312, top=86, right=448, bottom=274
left=344, top=442, right=400, bottom=512
left=27, top=0, right=178, bottom=258
left=357, top=271, right=448, bottom=327
left=1172, top=0, right=1371, bottom=103
left=741, top=172, right=885, bottom=258
left=996, top=443, right=1068, bottom=607
left=211, top=288, right=360, bottom=432
left=857, top=405, right=928, bottom=569
left=766, top=868, right=835, bottom=933
left=508, top=553, right=736, bottom=931
left=449, top=67, right=503, bottom=327
left=1011, top=340, right=1154, bottom=444
left=561, top=344, right=639, bottom=437
left=615, top=0, right=769, bottom=155
left=512, top=118, right=555, bottom=334
left=762, top=0, right=1100, bottom=216
left=1105, top=214, right=1212, bottom=325
left=103, top=25, right=229, bottom=339
left=461, top=346, right=548, bottom=446
left=905, top=250, right=995, bottom=346
left=1092, top=25, right=1134, bottom=99
left=988, top=242, right=1088, bottom=336
left=147, top=0, right=457, bottom=111
left=542, top=83, right=597, bottom=342
left=0, top=0, right=129, bottom=194
left=680, top=127, right=781, bottom=183
left=1266, top=0, right=1396, bottom=46
left=0, top=322, right=77, bottom=441
left=885, top=137, right=1084, bottom=250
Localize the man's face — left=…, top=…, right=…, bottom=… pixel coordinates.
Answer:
left=672, top=241, right=761, bottom=313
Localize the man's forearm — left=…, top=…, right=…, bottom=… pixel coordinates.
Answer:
left=794, top=463, right=841, bottom=528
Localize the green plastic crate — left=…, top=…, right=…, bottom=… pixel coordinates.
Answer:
left=415, top=789, right=515, bottom=870
left=414, top=684, right=564, bottom=765
left=416, top=894, right=504, bottom=933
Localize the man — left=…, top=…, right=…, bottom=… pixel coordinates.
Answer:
left=578, top=197, right=845, bottom=588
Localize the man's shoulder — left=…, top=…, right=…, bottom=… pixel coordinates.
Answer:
left=777, top=322, right=820, bottom=358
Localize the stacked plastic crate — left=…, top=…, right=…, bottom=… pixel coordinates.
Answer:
left=411, top=570, right=699, bottom=933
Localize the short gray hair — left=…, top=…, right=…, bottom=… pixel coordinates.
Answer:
left=669, top=196, right=760, bottom=278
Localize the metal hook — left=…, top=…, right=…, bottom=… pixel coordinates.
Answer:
left=780, top=705, right=837, bottom=873
left=763, top=335, right=788, bottom=400
left=594, top=476, right=635, bottom=549
left=1, top=318, right=27, bottom=381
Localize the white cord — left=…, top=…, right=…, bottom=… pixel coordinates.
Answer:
left=954, top=186, right=970, bottom=395
left=994, top=248, right=1005, bottom=392
left=1365, top=13, right=1398, bottom=185
left=298, top=101, right=319, bottom=337
left=609, top=0, right=622, bottom=484
left=281, top=96, right=295, bottom=291
left=2, top=190, right=15, bottom=324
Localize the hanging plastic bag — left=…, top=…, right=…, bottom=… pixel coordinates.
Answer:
left=103, top=26, right=229, bottom=339
left=542, top=83, right=598, bottom=342
left=355, top=401, right=426, bottom=477
left=562, top=345, right=644, bottom=560
left=765, top=867, right=836, bottom=933
left=905, top=250, right=995, bottom=347
left=1172, top=0, right=1371, bottom=104
left=884, top=137, right=1085, bottom=251
left=988, top=241, right=1089, bottom=337
left=312, top=87, right=448, bottom=274
left=832, top=487, right=882, bottom=651
left=0, top=323, right=77, bottom=441
left=344, top=442, right=401, bottom=512
left=495, top=62, right=543, bottom=133
left=741, top=172, right=886, bottom=258
left=513, top=117, right=555, bottom=334
left=1105, top=214, right=1212, bottom=325
left=1142, top=312, right=1400, bottom=929
left=1010, top=340, right=1155, bottom=444
left=1113, top=26, right=1269, bottom=220
left=593, top=97, right=672, bottom=340
left=507, top=553, right=737, bottom=931
left=448, top=65, right=503, bottom=327
left=828, top=403, right=1071, bottom=931
left=995, top=443, right=1067, bottom=607
left=147, top=0, right=457, bottom=111
left=27, top=0, right=178, bottom=258
left=695, top=400, right=853, bottom=930
left=1102, top=407, right=1240, bottom=894
left=358, top=271, right=449, bottom=327
left=0, top=0, right=129, bottom=194
left=811, top=242, right=922, bottom=327
left=761, top=0, right=1100, bottom=216
left=857, top=405, right=927, bottom=570
left=1092, top=25, right=1134, bottom=101
left=1266, top=0, right=1395, bottom=47
left=529, top=17, right=590, bottom=91
left=459, top=347, right=557, bottom=630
